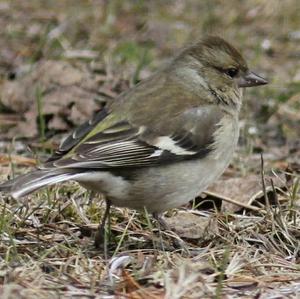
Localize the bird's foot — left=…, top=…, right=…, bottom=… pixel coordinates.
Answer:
left=152, top=212, right=189, bottom=254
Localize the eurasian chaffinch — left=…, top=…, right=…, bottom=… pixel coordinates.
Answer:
left=0, top=36, right=267, bottom=247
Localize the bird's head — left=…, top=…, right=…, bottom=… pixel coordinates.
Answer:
left=172, top=36, right=268, bottom=109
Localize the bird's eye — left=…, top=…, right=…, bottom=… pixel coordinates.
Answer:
left=225, top=68, right=238, bottom=78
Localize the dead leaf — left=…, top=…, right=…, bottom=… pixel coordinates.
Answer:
left=206, top=174, right=286, bottom=213
left=165, top=211, right=218, bottom=239
left=120, top=269, right=141, bottom=293
left=0, top=60, right=110, bottom=138
left=0, top=154, right=37, bottom=166
left=268, top=92, right=300, bottom=144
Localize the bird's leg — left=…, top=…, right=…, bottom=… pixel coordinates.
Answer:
left=88, top=191, right=96, bottom=205
left=152, top=212, right=168, bottom=251
left=152, top=212, right=187, bottom=251
left=152, top=212, right=170, bottom=231
left=94, top=199, right=111, bottom=250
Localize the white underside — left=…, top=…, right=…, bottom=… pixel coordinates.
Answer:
left=78, top=172, right=131, bottom=200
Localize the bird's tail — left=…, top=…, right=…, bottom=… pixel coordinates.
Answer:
left=0, top=169, right=86, bottom=199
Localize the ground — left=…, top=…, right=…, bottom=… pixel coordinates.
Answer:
left=0, top=1, right=299, bottom=298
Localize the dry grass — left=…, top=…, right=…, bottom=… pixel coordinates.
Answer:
left=0, top=0, right=300, bottom=298
left=0, top=173, right=299, bottom=298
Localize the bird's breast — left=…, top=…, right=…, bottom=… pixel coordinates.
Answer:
left=210, top=114, right=239, bottom=160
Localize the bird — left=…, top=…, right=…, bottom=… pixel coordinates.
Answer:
left=0, top=36, right=268, bottom=247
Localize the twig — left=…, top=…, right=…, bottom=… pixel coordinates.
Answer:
left=260, top=153, right=270, bottom=211
left=203, top=191, right=267, bottom=214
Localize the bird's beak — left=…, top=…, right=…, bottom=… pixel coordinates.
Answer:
left=238, top=71, right=268, bottom=88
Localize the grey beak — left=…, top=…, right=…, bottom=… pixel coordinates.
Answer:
left=238, top=71, right=268, bottom=88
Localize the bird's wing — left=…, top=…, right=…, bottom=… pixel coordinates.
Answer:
left=47, top=108, right=109, bottom=162
left=46, top=105, right=223, bottom=170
